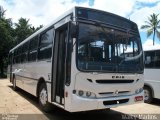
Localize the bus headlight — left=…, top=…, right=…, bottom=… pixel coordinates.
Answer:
left=76, top=90, right=96, bottom=98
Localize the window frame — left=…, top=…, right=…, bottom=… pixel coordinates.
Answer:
left=38, top=28, right=54, bottom=61
left=21, top=41, right=29, bottom=63
left=145, top=50, right=160, bottom=69
left=28, top=36, right=39, bottom=62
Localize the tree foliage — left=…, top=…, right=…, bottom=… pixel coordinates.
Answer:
left=0, top=6, right=6, bottom=18
left=14, top=18, right=43, bottom=44
left=141, top=13, right=160, bottom=45
left=0, top=18, right=14, bottom=77
left=14, top=18, right=33, bottom=44
left=0, top=6, right=43, bottom=78
left=30, top=25, right=43, bottom=33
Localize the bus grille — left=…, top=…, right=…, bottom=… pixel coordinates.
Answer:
left=98, top=91, right=130, bottom=98
left=99, top=91, right=130, bottom=95
left=96, top=79, right=134, bottom=84
left=103, top=99, right=129, bottom=105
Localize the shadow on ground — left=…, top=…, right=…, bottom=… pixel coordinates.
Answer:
left=7, top=85, right=142, bottom=120
left=150, top=98, right=160, bottom=106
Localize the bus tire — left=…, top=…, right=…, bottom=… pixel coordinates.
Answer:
left=38, top=83, right=52, bottom=112
left=144, top=86, right=153, bottom=103
left=13, top=76, right=17, bottom=91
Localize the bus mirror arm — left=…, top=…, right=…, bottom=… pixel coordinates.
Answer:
left=69, top=21, right=77, bottom=52
left=70, top=21, right=77, bottom=38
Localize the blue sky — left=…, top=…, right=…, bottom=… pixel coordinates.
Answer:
left=0, top=0, right=160, bottom=49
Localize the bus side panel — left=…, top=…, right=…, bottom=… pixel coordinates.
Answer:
left=15, top=64, right=24, bottom=89
left=21, top=61, right=52, bottom=98
left=21, top=62, right=38, bottom=96
left=144, top=69, right=160, bottom=99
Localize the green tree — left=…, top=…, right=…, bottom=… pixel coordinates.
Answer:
left=14, top=18, right=33, bottom=44
left=36, top=25, right=43, bottom=31
left=0, top=6, right=15, bottom=78
left=141, top=13, right=160, bottom=45
left=30, top=25, right=43, bottom=33
left=0, top=6, right=43, bottom=78
left=0, top=17, right=14, bottom=77
left=0, top=6, right=6, bottom=18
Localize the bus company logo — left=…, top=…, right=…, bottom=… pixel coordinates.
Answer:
left=114, top=90, right=119, bottom=95
left=112, top=76, right=125, bottom=79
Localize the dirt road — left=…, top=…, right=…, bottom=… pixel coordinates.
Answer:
left=0, top=79, right=160, bottom=120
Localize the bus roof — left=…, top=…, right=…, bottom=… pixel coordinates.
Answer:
left=10, top=6, right=137, bottom=53
left=9, top=7, right=74, bottom=53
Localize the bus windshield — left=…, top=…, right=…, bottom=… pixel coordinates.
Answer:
left=77, top=23, right=143, bottom=73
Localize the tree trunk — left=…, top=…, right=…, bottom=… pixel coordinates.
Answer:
left=153, top=29, right=155, bottom=46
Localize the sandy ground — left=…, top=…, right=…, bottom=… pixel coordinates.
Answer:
left=0, top=79, right=160, bottom=120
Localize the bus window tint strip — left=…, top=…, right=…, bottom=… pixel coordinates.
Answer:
left=76, top=8, right=138, bottom=31
left=28, top=36, right=39, bottom=61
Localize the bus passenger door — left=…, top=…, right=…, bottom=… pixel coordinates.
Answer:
left=52, top=24, right=68, bottom=105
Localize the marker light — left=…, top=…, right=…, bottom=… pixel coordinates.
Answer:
left=135, top=96, right=143, bottom=102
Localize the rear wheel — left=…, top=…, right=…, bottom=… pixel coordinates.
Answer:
left=144, top=86, right=153, bottom=103
left=39, top=83, right=52, bottom=112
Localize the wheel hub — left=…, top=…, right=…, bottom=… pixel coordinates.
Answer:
left=144, top=89, right=149, bottom=101
left=40, top=88, right=47, bottom=105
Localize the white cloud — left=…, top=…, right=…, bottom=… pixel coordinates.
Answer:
left=130, top=2, right=160, bottom=30
left=92, top=0, right=160, bottom=31
left=93, top=0, right=135, bottom=17
left=137, top=0, right=160, bottom=3
left=143, top=39, right=160, bottom=50
left=0, top=0, right=160, bottom=29
left=0, top=0, right=91, bottom=27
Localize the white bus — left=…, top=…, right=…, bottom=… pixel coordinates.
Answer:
left=144, top=48, right=160, bottom=103
left=8, top=7, right=144, bottom=112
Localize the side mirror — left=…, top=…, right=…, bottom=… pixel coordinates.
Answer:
left=70, top=21, right=77, bottom=38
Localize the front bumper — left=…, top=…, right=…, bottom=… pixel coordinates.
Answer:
left=66, top=91, right=144, bottom=112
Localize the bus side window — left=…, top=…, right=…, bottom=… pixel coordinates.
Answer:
left=145, top=56, right=151, bottom=64
left=155, top=50, right=160, bottom=68
left=144, top=51, right=155, bottom=68
left=28, top=36, right=39, bottom=61
left=21, top=41, right=29, bottom=63
left=38, top=28, right=54, bottom=60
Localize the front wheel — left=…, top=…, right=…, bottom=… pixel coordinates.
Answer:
left=144, top=86, right=153, bottom=103
left=39, top=83, right=52, bottom=112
